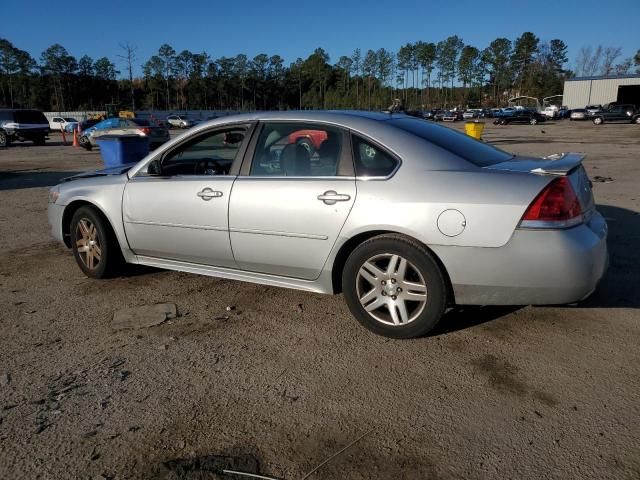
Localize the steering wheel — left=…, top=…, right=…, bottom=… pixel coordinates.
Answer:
left=195, top=159, right=223, bottom=176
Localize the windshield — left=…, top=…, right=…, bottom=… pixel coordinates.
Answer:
left=64, top=117, right=77, bottom=122
left=390, top=117, right=513, bottom=167
left=130, top=119, right=151, bottom=126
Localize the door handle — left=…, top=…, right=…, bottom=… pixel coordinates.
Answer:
left=197, top=188, right=223, bottom=201
left=317, top=190, right=351, bottom=205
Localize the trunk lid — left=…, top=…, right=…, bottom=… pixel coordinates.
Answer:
left=484, top=152, right=585, bottom=176
left=486, top=152, right=595, bottom=219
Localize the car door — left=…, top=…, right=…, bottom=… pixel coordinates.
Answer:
left=229, top=121, right=356, bottom=280
left=122, top=124, right=254, bottom=267
left=92, top=118, right=120, bottom=140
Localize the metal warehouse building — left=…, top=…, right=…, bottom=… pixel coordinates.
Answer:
left=563, top=74, right=640, bottom=109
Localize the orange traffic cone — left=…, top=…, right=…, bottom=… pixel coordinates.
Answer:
left=72, top=126, right=79, bottom=147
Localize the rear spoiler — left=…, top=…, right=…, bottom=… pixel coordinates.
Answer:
left=485, top=152, right=585, bottom=176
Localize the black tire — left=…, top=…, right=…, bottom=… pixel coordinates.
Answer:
left=0, top=130, right=8, bottom=147
left=499, top=119, right=507, bottom=125
left=634, top=117, right=640, bottom=124
left=70, top=206, right=123, bottom=279
left=593, top=117, right=603, bottom=125
left=529, top=118, right=538, bottom=125
left=342, top=234, right=447, bottom=339
left=33, top=136, right=46, bottom=146
left=79, top=135, right=92, bottom=150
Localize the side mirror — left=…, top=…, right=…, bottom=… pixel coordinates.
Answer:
left=147, top=159, right=162, bottom=176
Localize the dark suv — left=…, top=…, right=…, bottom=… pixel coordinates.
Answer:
left=0, top=109, right=50, bottom=147
left=494, top=109, right=547, bottom=125
left=591, top=104, right=640, bottom=124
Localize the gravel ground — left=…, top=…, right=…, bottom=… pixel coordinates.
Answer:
left=0, top=121, right=639, bottom=480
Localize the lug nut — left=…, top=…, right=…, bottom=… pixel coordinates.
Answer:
left=391, top=278, right=396, bottom=284
left=397, top=288, right=402, bottom=292
left=381, top=280, right=386, bottom=285
left=391, top=295, right=397, bottom=300
left=381, top=291, right=386, bottom=296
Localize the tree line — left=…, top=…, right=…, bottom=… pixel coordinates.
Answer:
left=1, top=35, right=639, bottom=113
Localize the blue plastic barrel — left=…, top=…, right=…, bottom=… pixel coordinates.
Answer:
left=95, top=135, right=150, bottom=167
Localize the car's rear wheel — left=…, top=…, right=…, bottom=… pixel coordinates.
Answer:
left=634, top=117, right=640, bottom=124
left=593, top=117, right=603, bottom=125
left=530, top=118, right=538, bottom=125
left=342, top=235, right=447, bottom=339
left=0, top=131, right=9, bottom=147
left=70, top=206, right=122, bottom=279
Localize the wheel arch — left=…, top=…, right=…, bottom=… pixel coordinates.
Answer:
left=61, top=200, right=116, bottom=248
left=330, top=230, right=455, bottom=305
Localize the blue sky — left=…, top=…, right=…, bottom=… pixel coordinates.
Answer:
left=3, top=0, right=639, bottom=77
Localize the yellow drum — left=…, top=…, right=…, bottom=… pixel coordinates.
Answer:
left=464, top=121, right=485, bottom=139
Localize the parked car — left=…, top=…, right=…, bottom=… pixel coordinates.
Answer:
left=591, top=104, right=640, bottom=124
left=570, top=109, right=589, bottom=121
left=585, top=105, right=602, bottom=116
left=424, top=109, right=443, bottom=120
left=47, top=111, right=608, bottom=339
left=79, top=117, right=170, bottom=150
left=433, top=110, right=446, bottom=121
left=64, top=118, right=100, bottom=133
left=462, top=109, right=481, bottom=119
left=49, top=116, right=79, bottom=132
left=0, top=109, right=49, bottom=147
left=166, top=115, right=194, bottom=129
left=542, top=106, right=559, bottom=119
left=558, top=106, right=570, bottom=119
left=442, top=111, right=462, bottom=122
left=494, top=110, right=547, bottom=125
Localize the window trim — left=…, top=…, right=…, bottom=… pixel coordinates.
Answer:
left=131, top=121, right=256, bottom=179
left=238, top=120, right=354, bottom=178
left=349, top=131, right=402, bottom=181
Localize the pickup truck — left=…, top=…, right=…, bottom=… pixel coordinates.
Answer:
left=591, top=104, right=640, bottom=124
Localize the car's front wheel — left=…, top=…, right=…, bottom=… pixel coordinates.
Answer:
left=530, top=118, right=538, bottom=125
left=593, top=117, right=603, bottom=125
left=0, top=131, right=9, bottom=147
left=342, top=234, right=447, bottom=338
left=634, top=117, right=640, bottom=124
left=70, top=206, right=122, bottom=278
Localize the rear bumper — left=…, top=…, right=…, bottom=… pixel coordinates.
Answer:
left=433, top=212, right=608, bottom=305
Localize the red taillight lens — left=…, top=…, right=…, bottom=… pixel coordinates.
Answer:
left=138, top=127, right=151, bottom=135
left=521, top=177, right=583, bottom=226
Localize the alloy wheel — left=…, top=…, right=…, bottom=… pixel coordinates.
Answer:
left=356, top=253, right=427, bottom=326
left=75, top=218, right=102, bottom=270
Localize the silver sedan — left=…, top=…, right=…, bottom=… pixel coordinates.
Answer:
left=48, top=111, right=608, bottom=338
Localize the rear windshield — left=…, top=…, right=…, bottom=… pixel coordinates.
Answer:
left=14, top=110, right=48, bottom=124
left=390, top=117, right=512, bottom=167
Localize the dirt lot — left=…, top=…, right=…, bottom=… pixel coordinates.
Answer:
left=0, top=121, right=639, bottom=480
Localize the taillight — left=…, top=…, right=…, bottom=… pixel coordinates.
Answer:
left=137, top=128, right=151, bottom=135
left=520, top=177, right=583, bottom=228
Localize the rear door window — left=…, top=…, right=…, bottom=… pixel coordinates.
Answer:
left=250, top=123, right=343, bottom=177
left=351, top=135, right=399, bottom=177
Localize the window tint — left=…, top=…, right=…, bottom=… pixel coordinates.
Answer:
left=14, top=110, right=48, bottom=124
left=0, top=111, right=12, bottom=122
left=250, top=123, right=342, bottom=177
left=352, top=135, right=399, bottom=177
left=390, top=117, right=512, bottom=167
left=161, top=128, right=246, bottom=176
